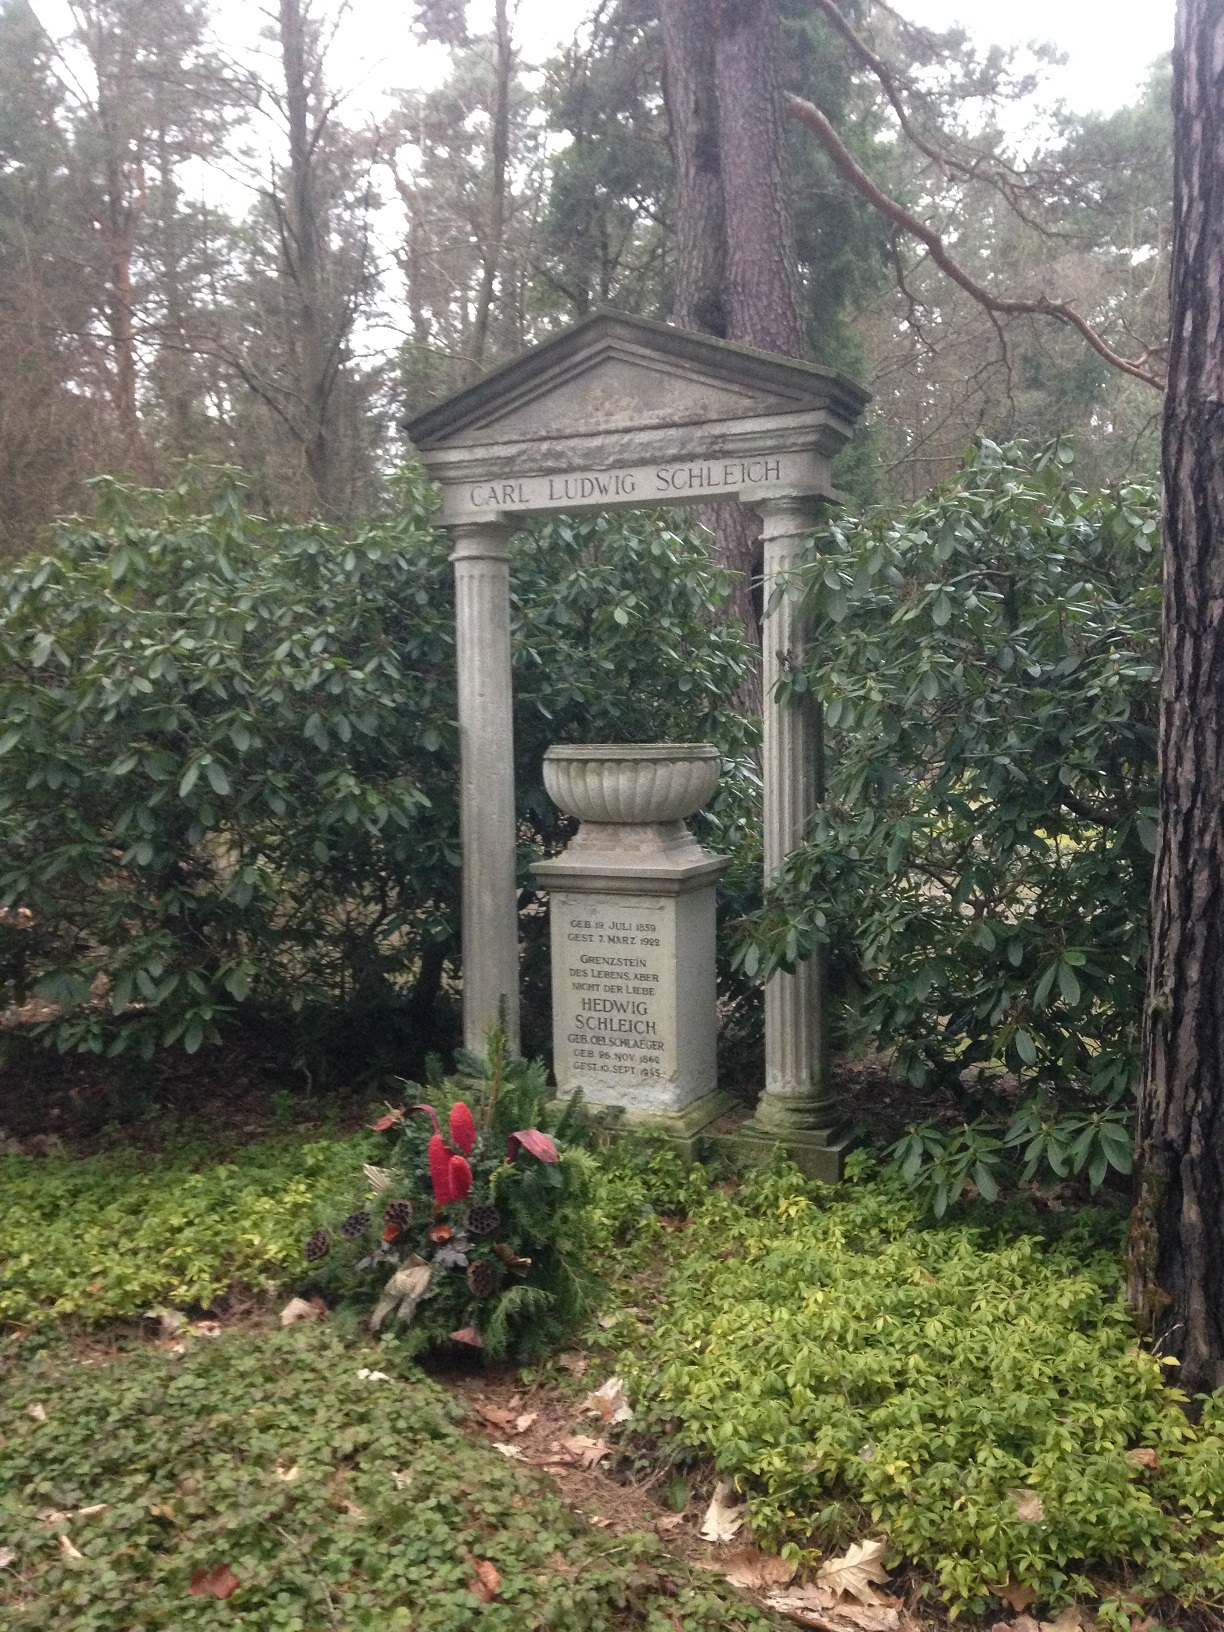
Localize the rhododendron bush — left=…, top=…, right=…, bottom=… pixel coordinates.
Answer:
left=298, top=1034, right=600, bottom=1360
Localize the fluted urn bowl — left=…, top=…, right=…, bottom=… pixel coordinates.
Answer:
left=543, top=743, right=721, bottom=825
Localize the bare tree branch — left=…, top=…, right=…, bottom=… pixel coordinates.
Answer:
left=783, top=91, right=1167, bottom=391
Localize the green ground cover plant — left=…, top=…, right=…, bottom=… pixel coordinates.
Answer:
left=621, top=1159, right=1224, bottom=1618
left=0, top=1321, right=776, bottom=1631
left=0, top=1132, right=365, bottom=1326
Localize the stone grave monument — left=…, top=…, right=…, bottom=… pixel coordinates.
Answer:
left=405, top=312, right=867, bottom=1178
left=530, top=743, right=733, bottom=1150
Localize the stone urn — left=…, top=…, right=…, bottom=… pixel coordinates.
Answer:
left=542, top=743, right=721, bottom=865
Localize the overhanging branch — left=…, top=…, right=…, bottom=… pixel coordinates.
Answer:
left=784, top=90, right=1166, bottom=392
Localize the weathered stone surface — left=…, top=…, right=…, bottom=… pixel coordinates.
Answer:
left=407, top=311, right=868, bottom=1130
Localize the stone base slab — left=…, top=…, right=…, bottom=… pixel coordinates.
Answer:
left=705, top=1115, right=851, bottom=1184
left=551, top=1089, right=738, bottom=1162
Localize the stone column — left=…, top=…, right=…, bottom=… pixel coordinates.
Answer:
left=450, top=521, right=520, bottom=1056
left=744, top=495, right=839, bottom=1174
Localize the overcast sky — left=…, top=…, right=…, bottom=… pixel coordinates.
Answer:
left=30, top=0, right=1175, bottom=126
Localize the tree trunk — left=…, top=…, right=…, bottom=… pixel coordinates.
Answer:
left=660, top=0, right=726, bottom=338
left=1131, top=0, right=1224, bottom=1398
left=280, top=0, right=333, bottom=513
left=713, top=0, right=804, bottom=358
left=469, top=0, right=512, bottom=375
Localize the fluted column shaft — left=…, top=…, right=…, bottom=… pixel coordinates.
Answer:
left=754, top=496, right=828, bottom=1130
left=451, top=522, right=520, bottom=1056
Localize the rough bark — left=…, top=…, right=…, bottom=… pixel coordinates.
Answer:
left=469, top=0, right=512, bottom=374
left=712, top=0, right=803, bottom=358
left=660, top=0, right=727, bottom=337
left=1132, top=0, right=1224, bottom=1397
left=280, top=0, right=334, bottom=513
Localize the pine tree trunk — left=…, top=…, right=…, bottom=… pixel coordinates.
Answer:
left=713, top=0, right=803, bottom=358
left=280, top=0, right=333, bottom=514
left=660, top=0, right=726, bottom=337
left=1132, top=0, right=1224, bottom=1398
left=469, top=0, right=512, bottom=375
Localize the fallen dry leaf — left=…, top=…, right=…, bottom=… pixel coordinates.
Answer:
left=699, top=1478, right=748, bottom=1543
left=1007, top=1489, right=1046, bottom=1524
left=560, top=1434, right=610, bottom=1469
left=27, top=1402, right=47, bottom=1423
left=513, top=1411, right=538, bottom=1434
left=995, top=1579, right=1037, bottom=1613
left=189, top=1563, right=241, bottom=1600
left=391, top=1470, right=413, bottom=1491
left=492, top=1442, right=526, bottom=1460
left=470, top=1558, right=501, bottom=1602
left=817, top=1538, right=889, bottom=1605
left=450, top=1326, right=484, bottom=1347
left=476, top=1404, right=517, bottom=1430
left=190, top=1320, right=222, bottom=1338
left=1040, top=1609, right=1085, bottom=1632
left=765, top=1585, right=902, bottom=1632
left=556, top=1351, right=590, bottom=1376
left=0, top=1547, right=15, bottom=1569
left=279, top=1296, right=321, bottom=1328
left=583, top=1375, right=635, bottom=1425
left=1012, top=1616, right=1041, bottom=1632
left=274, top=1464, right=301, bottom=1484
left=723, top=1546, right=797, bottom=1591
left=57, top=1533, right=83, bottom=1561
left=1125, top=1447, right=1161, bottom=1471
left=75, top=1505, right=109, bottom=1519
left=37, top=1509, right=70, bottom=1525
left=148, top=1504, right=176, bottom=1521
left=149, top=1307, right=187, bottom=1338
left=655, top=1513, right=686, bottom=1535
left=589, top=1515, right=614, bottom=1528
left=339, top=1499, right=365, bottom=1519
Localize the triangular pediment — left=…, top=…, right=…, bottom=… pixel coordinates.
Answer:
left=406, top=313, right=867, bottom=450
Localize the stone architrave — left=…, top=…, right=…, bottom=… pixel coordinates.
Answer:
left=405, top=313, right=867, bottom=1159
left=531, top=744, right=733, bottom=1147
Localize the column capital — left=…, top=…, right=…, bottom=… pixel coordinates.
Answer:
left=449, top=519, right=513, bottom=563
left=752, top=494, right=827, bottom=542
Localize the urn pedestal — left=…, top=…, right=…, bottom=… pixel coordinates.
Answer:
left=531, top=744, right=734, bottom=1150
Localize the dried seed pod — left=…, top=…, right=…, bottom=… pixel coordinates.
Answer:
left=340, top=1210, right=371, bottom=1240
left=383, top=1199, right=414, bottom=1230
left=466, top=1260, right=497, bottom=1299
left=465, top=1204, right=501, bottom=1238
left=304, top=1228, right=330, bottom=1263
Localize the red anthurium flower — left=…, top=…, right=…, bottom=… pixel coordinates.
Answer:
left=449, top=1101, right=476, bottom=1156
left=449, top=1154, right=473, bottom=1201
left=428, top=1134, right=454, bottom=1206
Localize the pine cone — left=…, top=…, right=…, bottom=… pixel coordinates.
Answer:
left=466, top=1259, right=497, bottom=1299
left=304, top=1228, right=330, bottom=1262
left=340, top=1210, right=371, bottom=1240
left=465, top=1203, right=501, bottom=1238
left=383, top=1198, right=414, bottom=1230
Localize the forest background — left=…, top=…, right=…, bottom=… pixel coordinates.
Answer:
left=0, top=0, right=1175, bottom=559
